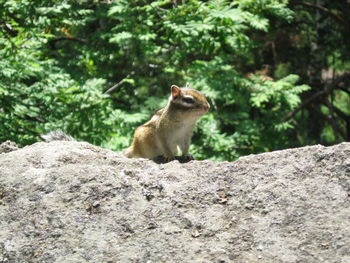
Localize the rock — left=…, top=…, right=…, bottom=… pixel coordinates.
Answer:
left=0, top=140, right=19, bottom=154
left=0, top=141, right=349, bottom=263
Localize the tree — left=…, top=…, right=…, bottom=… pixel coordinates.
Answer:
left=1, top=0, right=348, bottom=161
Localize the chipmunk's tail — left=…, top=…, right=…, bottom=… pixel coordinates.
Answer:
left=41, top=130, right=75, bottom=142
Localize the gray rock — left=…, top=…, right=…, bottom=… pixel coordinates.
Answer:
left=0, top=141, right=349, bottom=263
left=0, top=141, right=19, bottom=154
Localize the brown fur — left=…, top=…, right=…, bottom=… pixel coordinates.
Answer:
left=123, top=85, right=209, bottom=161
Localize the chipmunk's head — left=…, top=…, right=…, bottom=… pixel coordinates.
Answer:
left=169, top=84, right=210, bottom=118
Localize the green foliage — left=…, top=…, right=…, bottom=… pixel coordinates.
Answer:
left=1, top=0, right=348, bottom=161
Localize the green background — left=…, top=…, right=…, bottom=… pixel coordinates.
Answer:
left=1, top=0, right=349, bottom=161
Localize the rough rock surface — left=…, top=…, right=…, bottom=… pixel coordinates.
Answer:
left=0, top=141, right=349, bottom=263
left=0, top=141, right=19, bottom=154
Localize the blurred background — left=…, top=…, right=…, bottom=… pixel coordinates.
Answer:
left=1, top=0, right=349, bottom=161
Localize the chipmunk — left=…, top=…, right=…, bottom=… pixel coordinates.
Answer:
left=123, top=84, right=210, bottom=162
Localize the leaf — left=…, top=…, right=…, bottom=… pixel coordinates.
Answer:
left=108, top=6, right=124, bottom=16
left=109, top=32, right=133, bottom=43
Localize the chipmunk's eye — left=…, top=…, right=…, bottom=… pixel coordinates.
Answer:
left=182, top=97, right=194, bottom=104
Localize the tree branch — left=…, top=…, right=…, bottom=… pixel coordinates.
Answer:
left=48, top=37, right=87, bottom=49
left=292, top=1, right=350, bottom=29
left=284, top=89, right=327, bottom=121
left=284, top=71, right=350, bottom=121
left=324, top=98, right=347, bottom=140
left=339, top=87, right=350, bottom=96
left=0, top=21, right=18, bottom=37
left=104, top=72, right=134, bottom=95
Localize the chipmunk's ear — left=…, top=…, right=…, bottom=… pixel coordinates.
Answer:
left=171, top=85, right=181, bottom=99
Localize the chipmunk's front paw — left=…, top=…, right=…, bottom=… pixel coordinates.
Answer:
left=153, top=155, right=175, bottom=164
left=164, top=156, right=176, bottom=163
left=182, top=153, right=194, bottom=162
